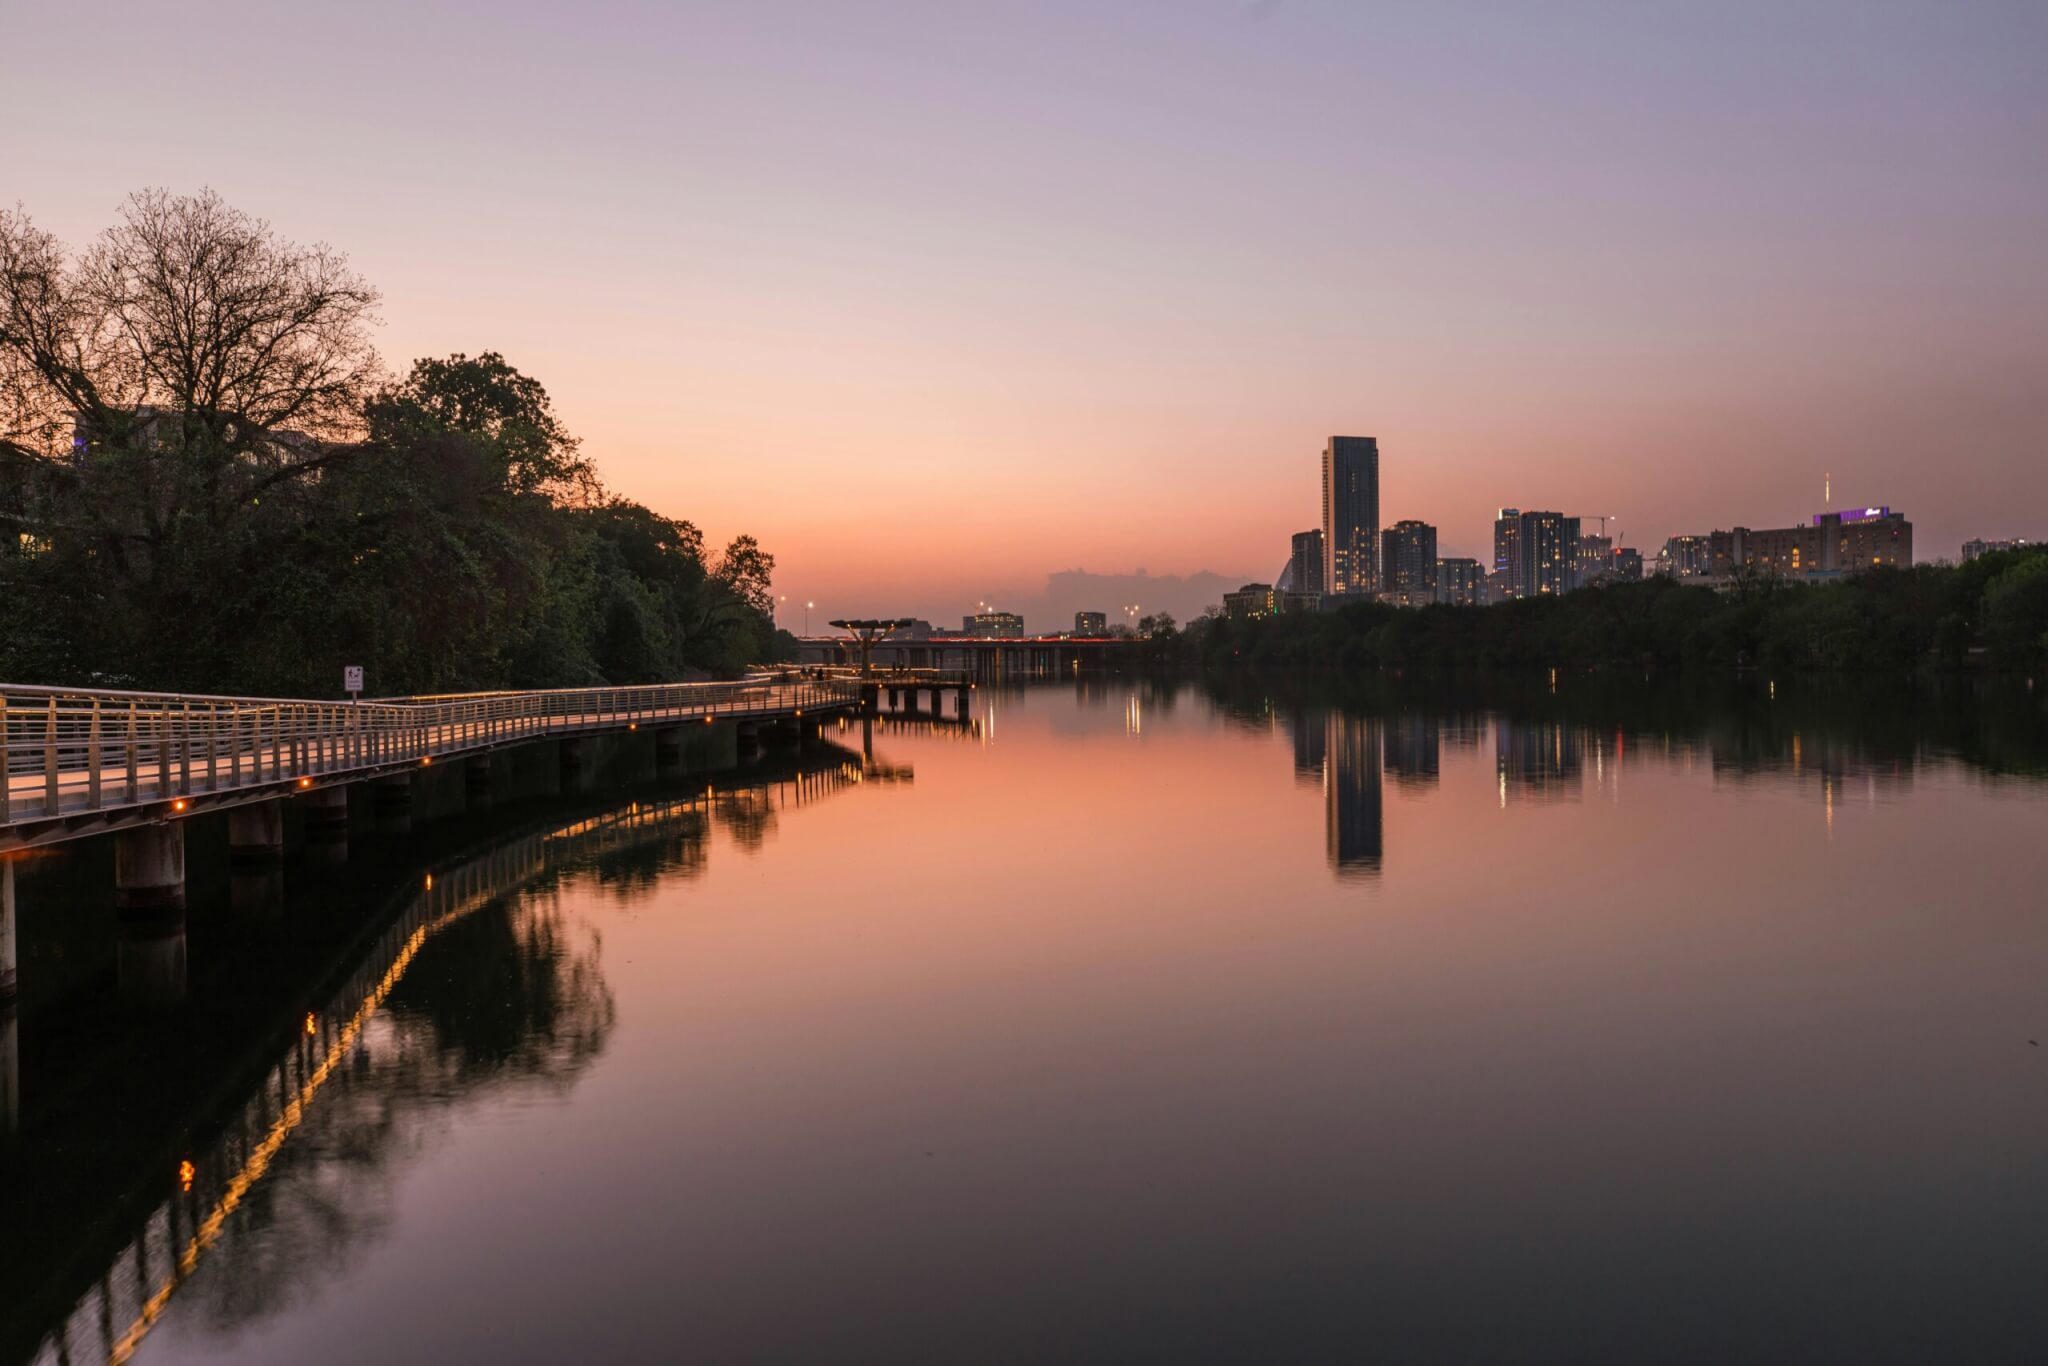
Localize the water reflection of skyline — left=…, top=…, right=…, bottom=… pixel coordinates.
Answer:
left=1260, top=685, right=2017, bottom=881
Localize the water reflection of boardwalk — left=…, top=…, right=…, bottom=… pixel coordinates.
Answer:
left=20, top=759, right=872, bottom=1366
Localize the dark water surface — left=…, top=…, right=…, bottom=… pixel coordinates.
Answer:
left=6, top=675, right=2048, bottom=1364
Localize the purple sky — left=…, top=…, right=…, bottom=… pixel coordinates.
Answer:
left=7, top=0, right=2045, bottom=625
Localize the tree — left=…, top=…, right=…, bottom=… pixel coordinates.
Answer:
left=368, top=351, right=597, bottom=503
left=0, top=190, right=382, bottom=686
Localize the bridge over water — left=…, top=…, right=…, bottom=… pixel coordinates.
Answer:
left=0, top=677, right=864, bottom=1008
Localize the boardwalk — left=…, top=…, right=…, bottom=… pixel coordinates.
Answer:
left=1, top=677, right=859, bottom=851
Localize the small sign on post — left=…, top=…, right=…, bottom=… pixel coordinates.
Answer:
left=344, top=665, right=364, bottom=700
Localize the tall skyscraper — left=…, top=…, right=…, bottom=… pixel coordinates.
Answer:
left=1493, top=509, right=1523, bottom=597
left=1516, top=511, right=1578, bottom=597
left=1288, top=529, right=1326, bottom=596
left=1381, top=520, right=1438, bottom=598
left=1437, top=557, right=1484, bottom=605
left=1322, top=437, right=1380, bottom=597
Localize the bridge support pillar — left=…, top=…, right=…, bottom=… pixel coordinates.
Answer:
left=0, top=859, right=16, bottom=1005
left=304, top=786, right=349, bottom=864
left=655, top=727, right=685, bottom=775
left=560, top=738, right=593, bottom=792
left=116, top=824, right=186, bottom=917
left=117, top=917, right=187, bottom=1005
left=735, top=721, right=764, bottom=763
left=465, top=754, right=495, bottom=810
left=374, top=774, right=414, bottom=834
left=1, top=997, right=16, bottom=1135
left=230, top=865, right=285, bottom=919
left=228, top=800, right=285, bottom=865
left=116, top=824, right=187, bottom=1005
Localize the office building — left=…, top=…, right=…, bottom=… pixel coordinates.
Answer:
left=1437, top=557, right=1484, bottom=606
left=1074, top=611, right=1108, bottom=635
left=1658, top=535, right=1713, bottom=578
left=963, top=610, right=1025, bottom=637
left=1612, top=547, right=1644, bottom=582
left=1963, top=537, right=2034, bottom=562
left=1380, top=520, right=1438, bottom=599
left=1516, top=511, right=1578, bottom=597
left=1696, top=509, right=1913, bottom=581
left=1322, top=437, right=1380, bottom=596
left=1223, top=583, right=1276, bottom=620
left=1289, top=529, right=1326, bottom=596
left=1575, top=532, right=1612, bottom=587
left=1493, top=509, right=1522, bottom=597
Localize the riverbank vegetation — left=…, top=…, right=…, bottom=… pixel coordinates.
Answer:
left=0, top=190, right=788, bottom=697
left=1184, top=551, right=2048, bottom=675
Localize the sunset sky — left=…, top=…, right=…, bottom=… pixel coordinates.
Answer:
left=8, top=0, right=2046, bottom=628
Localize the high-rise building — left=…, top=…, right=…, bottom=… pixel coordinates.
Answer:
left=1493, top=510, right=1523, bottom=597
left=1289, top=529, right=1326, bottom=596
left=1516, top=511, right=1578, bottom=597
left=1575, top=532, right=1612, bottom=587
left=963, top=610, right=1025, bottom=637
left=1074, top=611, right=1108, bottom=634
left=1437, top=557, right=1484, bottom=605
left=1659, top=535, right=1712, bottom=578
left=1963, top=537, right=2033, bottom=562
left=1380, top=520, right=1438, bottom=599
left=1693, top=509, right=1912, bottom=581
left=1612, top=547, right=1644, bottom=581
left=1223, top=583, right=1276, bottom=620
left=1322, top=437, right=1380, bottom=597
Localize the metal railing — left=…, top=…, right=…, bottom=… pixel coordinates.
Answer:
left=2, top=676, right=860, bottom=828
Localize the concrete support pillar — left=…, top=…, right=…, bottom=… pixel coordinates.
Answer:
left=560, top=737, right=592, bottom=792
left=117, top=919, right=187, bottom=1005
left=115, top=824, right=186, bottom=917
left=230, top=866, right=285, bottom=919
left=736, top=721, right=764, bottom=763
left=0, top=859, right=16, bottom=1004
left=115, top=824, right=187, bottom=1005
left=374, top=774, right=414, bottom=834
left=228, top=799, right=285, bottom=865
left=465, top=754, right=495, bottom=810
left=304, top=786, right=349, bottom=864
left=655, top=727, right=685, bottom=775
left=1, top=1002, right=16, bottom=1136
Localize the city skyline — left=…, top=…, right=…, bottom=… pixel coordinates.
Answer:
left=8, top=1, right=2046, bottom=628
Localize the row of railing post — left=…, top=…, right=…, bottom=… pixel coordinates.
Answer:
left=3, top=678, right=853, bottom=827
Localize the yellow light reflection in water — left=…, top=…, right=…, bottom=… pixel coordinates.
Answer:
left=108, top=886, right=500, bottom=1365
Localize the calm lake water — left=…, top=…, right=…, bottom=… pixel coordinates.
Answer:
left=6, top=674, right=2048, bottom=1364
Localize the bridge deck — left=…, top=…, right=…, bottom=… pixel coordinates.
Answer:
left=2, top=677, right=859, bottom=850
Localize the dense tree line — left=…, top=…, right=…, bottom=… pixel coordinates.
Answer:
left=0, top=191, right=789, bottom=696
left=1185, top=551, right=2048, bottom=675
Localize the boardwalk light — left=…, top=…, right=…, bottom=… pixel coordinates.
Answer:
left=421, top=756, right=432, bottom=766
left=298, top=777, right=312, bottom=789
left=171, top=799, right=188, bottom=812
